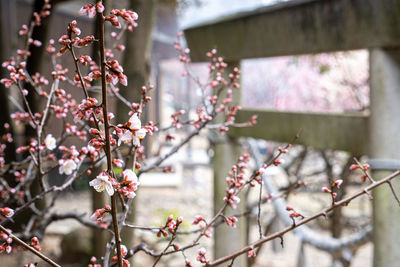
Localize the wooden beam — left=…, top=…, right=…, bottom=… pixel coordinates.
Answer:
left=184, top=0, right=400, bottom=62
left=228, top=109, right=369, bottom=155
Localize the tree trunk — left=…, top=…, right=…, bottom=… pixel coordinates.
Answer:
left=118, top=0, right=157, bottom=121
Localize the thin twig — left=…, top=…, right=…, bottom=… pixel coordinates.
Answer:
left=152, top=235, right=176, bottom=266
left=387, top=181, right=400, bottom=206
left=257, top=182, right=263, bottom=239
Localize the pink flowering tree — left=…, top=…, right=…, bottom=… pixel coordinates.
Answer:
left=0, top=1, right=399, bottom=267
left=243, top=51, right=369, bottom=112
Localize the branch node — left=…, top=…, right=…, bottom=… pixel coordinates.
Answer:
left=364, top=189, right=373, bottom=200
left=279, top=236, right=284, bottom=248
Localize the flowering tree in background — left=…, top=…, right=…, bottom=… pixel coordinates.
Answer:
left=0, top=1, right=399, bottom=267
left=243, top=51, right=369, bottom=112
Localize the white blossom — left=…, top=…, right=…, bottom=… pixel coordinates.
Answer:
left=89, top=173, right=114, bottom=196
left=128, top=113, right=141, bottom=130
left=44, top=134, right=56, bottom=151
left=116, top=113, right=147, bottom=146
left=59, top=159, right=77, bottom=175
left=117, top=130, right=133, bottom=146
left=132, top=128, right=147, bottom=146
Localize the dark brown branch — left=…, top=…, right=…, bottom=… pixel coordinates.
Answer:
left=97, top=3, right=123, bottom=266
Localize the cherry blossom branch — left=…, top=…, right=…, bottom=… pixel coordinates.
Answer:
left=257, top=179, right=263, bottom=239
left=353, top=157, right=400, bottom=206
left=139, top=119, right=210, bottom=174
left=117, top=242, right=200, bottom=266
left=387, top=181, right=400, bottom=206
left=111, top=24, right=128, bottom=49
left=67, top=40, right=102, bottom=132
left=16, top=82, right=37, bottom=128
left=110, top=85, right=132, bottom=109
left=68, top=42, right=89, bottom=99
left=0, top=143, right=119, bottom=227
left=97, top=3, right=123, bottom=266
left=141, top=130, right=300, bottom=264
left=0, top=156, right=86, bottom=226
left=123, top=222, right=160, bottom=231
left=247, top=139, right=371, bottom=252
left=39, top=76, right=58, bottom=129
left=206, top=170, right=400, bottom=266
left=38, top=211, right=105, bottom=234
left=152, top=235, right=177, bottom=266
left=0, top=224, right=61, bottom=267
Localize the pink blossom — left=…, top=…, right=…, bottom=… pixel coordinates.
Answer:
left=79, top=4, right=96, bottom=18
left=19, top=24, right=28, bottom=36
left=119, top=169, right=140, bottom=199
left=96, top=2, right=104, bottom=13
left=113, top=158, right=124, bottom=168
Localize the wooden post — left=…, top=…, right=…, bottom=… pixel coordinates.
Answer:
left=369, top=48, right=400, bottom=267
left=212, top=61, right=247, bottom=267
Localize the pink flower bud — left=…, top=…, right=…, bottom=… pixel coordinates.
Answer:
left=90, top=256, right=97, bottom=264
left=177, top=216, right=183, bottom=224
left=248, top=249, right=256, bottom=258
left=0, top=207, right=14, bottom=218
left=321, top=187, right=331, bottom=193
left=350, top=164, right=359, bottom=171
left=198, top=247, right=206, bottom=256
left=333, top=179, right=343, bottom=189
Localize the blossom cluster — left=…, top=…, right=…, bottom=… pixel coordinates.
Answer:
left=223, top=153, right=251, bottom=209
left=114, top=113, right=147, bottom=147
left=321, top=179, right=343, bottom=199
left=89, top=168, right=140, bottom=200
left=196, top=247, right=210, bottom=264
left=0, top=229, right=12, bottom=254
left=156, top=215, right=183, bottom=237
left=111, top=244, right=130, bottom=267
